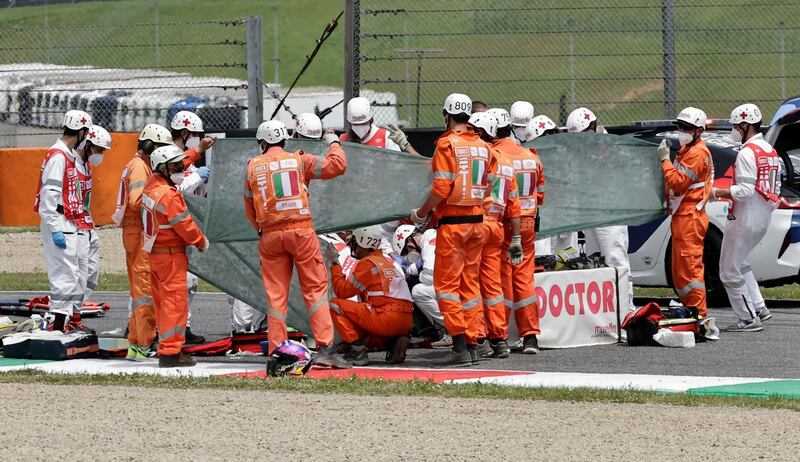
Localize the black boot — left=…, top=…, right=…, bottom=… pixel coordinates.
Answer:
left=184, top=327, right=205, bottom=345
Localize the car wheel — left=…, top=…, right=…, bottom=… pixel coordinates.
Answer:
left=664, top=227, right=729, bottom=308
left=703, top=228, right=729, bottom=308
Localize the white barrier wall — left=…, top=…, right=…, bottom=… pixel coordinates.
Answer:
left=509, top=267, right=629, bottom=349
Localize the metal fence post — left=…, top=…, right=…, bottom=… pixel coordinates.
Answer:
left=247, top=15, right=264, bottom=128
left=661, top=0, right=676, bottom=119
left=779, top=21, right=786, bottom=101
left=344, top=0, right=360, bottom=130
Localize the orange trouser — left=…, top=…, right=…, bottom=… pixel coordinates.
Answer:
left=502, top=217, right=540, bottom=337
left=329, top=298, right=413, bottom=345
left=123, top=229, right=156, bottom=349
left=258, top=229, right=334, bottom=354
left=149, top=250, right=189, bottom=356
left=479, top=220, right=507, bottom=340
left=433, top=222, right=484, bottom=343
left=670, top=209, right=708, bottom=317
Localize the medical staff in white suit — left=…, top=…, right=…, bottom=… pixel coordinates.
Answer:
left=714, top=103, right=781, bottom=332
left=34, top=110, right=93, bottom=332
left=567, top=107, right=634, bottom=309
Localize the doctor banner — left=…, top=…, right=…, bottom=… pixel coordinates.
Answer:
left=510, top=267, right=629, bottom=349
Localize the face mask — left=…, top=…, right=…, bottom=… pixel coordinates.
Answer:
left=405, top=251, right=421, bottom=264
left=88, top=154, right=103, bottom=166
left=352, top=123, right=370, bottom=140
left=186, top=136, right=200, bottom=150
left=677, top=132, right=694, bottom=147
left=730, top=127, right=743, bottom=143
left=170, top=173, right=186, bottom=185
left=513, top=126, right=529, bottom=142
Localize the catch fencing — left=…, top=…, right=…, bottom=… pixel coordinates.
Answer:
left=347, top=0, right=800, bottom=127
left=0, top=16, right=262, bottom=147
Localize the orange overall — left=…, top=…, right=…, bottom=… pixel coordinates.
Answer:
left=479, top=148, right=521, bottom=340
left=244, top=143, right=346, bottom=353
left=431, top=130, right=492, bottom=344
left=496, top=138, right=545, bottom=338
left=141, top=174, right=207, bottom=356
left=114, top=154, right=156, bottom=350
left=329, top=251, right=414, bottom=345
left=662, top=139, right=712, bottom=317
left=114, top=150, right=202, bottom=350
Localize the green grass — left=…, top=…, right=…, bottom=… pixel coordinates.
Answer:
left=1, top=369, right=798, bottom=411
left=0, top=272, right=220, bottom=293
left=636, top=284, right=800, bottom=301
left=0, top=0, right=344, bottom=87
left=0, top=226, right=39, bottom=234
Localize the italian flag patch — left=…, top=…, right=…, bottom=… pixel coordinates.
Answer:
left=492, top=177, right=507, bottom=203
left=517, top=172, right=534, bottom=196
left=272, top=171, right=300, bottom=198
left=471, top=159, right=486, bottom=185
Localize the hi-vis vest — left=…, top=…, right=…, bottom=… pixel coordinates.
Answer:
left=340, top=128, right=388, bottom=149
left=484, top=157, right=516, bottom=220
left=247, top=150, right=311, bottom=227
left=446, top=134, right=490, bottom=207
left=729, top=142, right=781, bottom=218
left=668, top=146, right=713, bottom=215
left=112, top=157, right=151, bottom=227
left=33, top=148, right=90, bottom=226
left=140, top=184, right=172, bottom=253
left=510, top=153, right=541, bottom=217
left=360, top=254, right=413, bottom=307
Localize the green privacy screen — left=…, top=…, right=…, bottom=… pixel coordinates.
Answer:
left=186, top=134, right=665, bottom=334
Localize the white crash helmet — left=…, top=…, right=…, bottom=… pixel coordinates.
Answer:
left=170, top=110, right=204, bottom=133
left=729, top=103, right=762, bottom=125
left=352, top=225, right=383, bottom=250
left=149, top=144, right=187, bottom=171
left=138, top=123, right=173, bottom=144
left=63, top=110, right=92, bottom=131
left=392, top=224, right=417, bottom=255
left=487, top=108, right=511, bottom=128
left=294, top=113, right=323, bottom=139
left=468, top=112, right=498, bottom=138
left=676, top=107, right=707, bottom=129
left=529, top=115, right=558, bottom=139
left=509, top=101, right=534, bottom=127
left=442, top=93, right=472, bottom=116
left=256, top=120, right=290, bottom=144
left=86, top=125, right=112, bottom=150
left=346, top=97, right=372, bottom=125
left=566, top=107, right=597, bottom=132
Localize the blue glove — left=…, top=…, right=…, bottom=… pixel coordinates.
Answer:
left=415, top=258, right=423, bottom=271
left=392, top=255, right=409, bottom=270
left=52, top=231, right=66, bottom=249
left=197, top=166, right=210, bottom=183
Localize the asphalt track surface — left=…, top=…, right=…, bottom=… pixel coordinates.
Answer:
left=3, top=291, right=800, bottom=379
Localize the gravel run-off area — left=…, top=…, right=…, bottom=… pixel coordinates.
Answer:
left=1, top=383, right=798, bottom=461
left=0, top=228, right=126, bottom=274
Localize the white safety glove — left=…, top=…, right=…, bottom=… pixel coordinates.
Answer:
left=388, top=124, right=410, bottom=150
left=711, top=187, right=719, bottom=200
left=323, top=242, right=340, bottom=265
left=322, top=133, right=340, bottom=146
left=410, top=208, right=428, bottom=225
left=508, top=234, right=523, bottom=265
left=657, top=139, right=671, bottom=163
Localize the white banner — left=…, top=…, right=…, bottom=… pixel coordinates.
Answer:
left=510, top=267, right=629, bottom=349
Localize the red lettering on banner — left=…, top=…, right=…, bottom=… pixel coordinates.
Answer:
left=549, top=284, right=563, bottom=317
left=603, top=281, right=615, bottom=313
left=536, top=286, right=547, bottom=319
left=587, top=281, right=601, bottom=314
left=564, top=283, right=575, bottom=316
left=575, top=282, right=586, bottom=314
